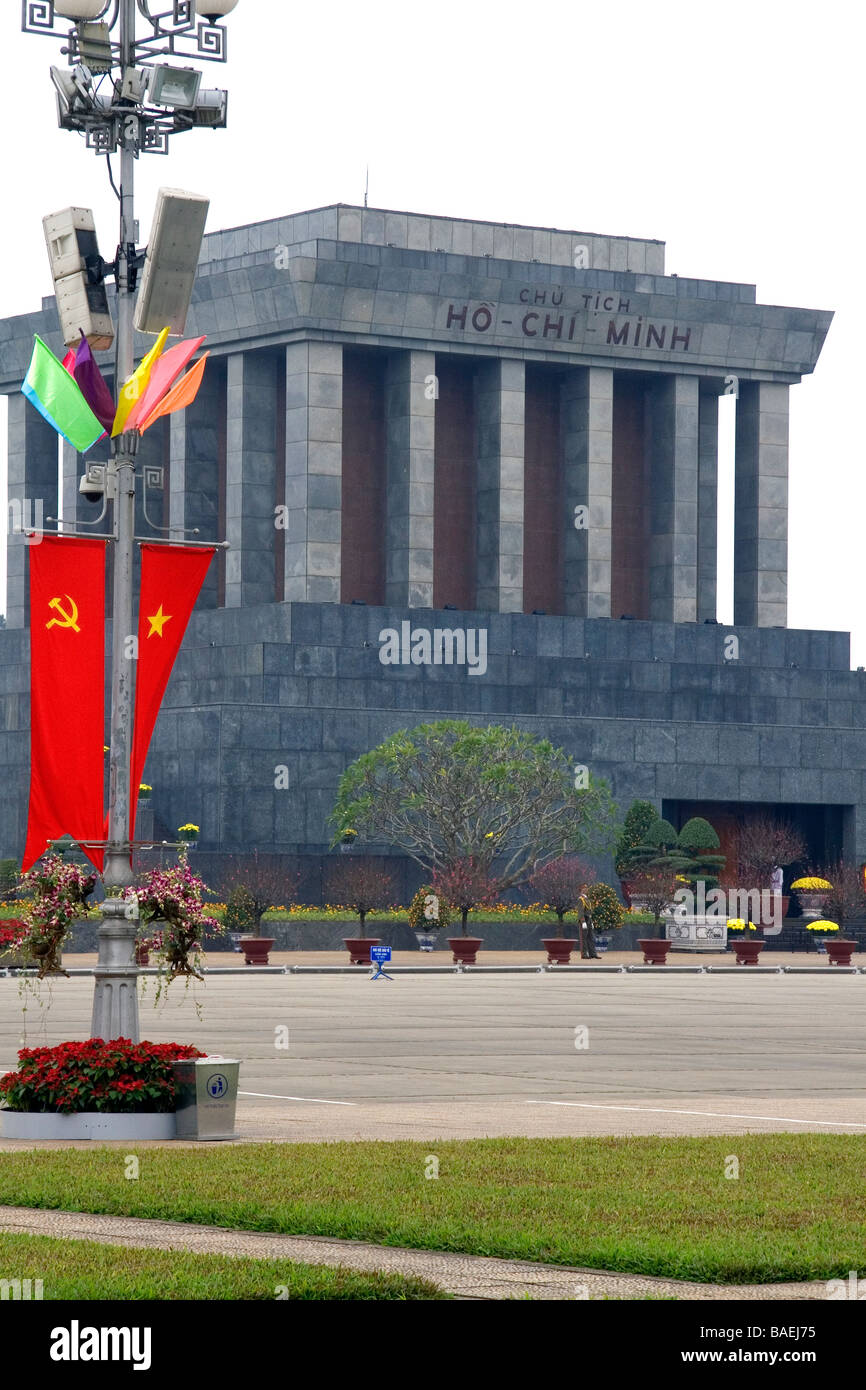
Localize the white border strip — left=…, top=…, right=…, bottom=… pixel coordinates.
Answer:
left=525, top=1100, right=866, bottom=1129
left=239, top=1090, right=356, bottom=1107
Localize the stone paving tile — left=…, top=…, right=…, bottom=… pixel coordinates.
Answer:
left=0, top=1206, right=829, bottom=1301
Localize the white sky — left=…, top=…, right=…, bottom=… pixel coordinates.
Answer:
left=2, top=0, right=863, bottom=658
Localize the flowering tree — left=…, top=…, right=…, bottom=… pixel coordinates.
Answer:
left=818, top=860, right=866, bottom=928
left=331, top=721, right=620, bottom=889
left=733, top=817, right=806, bottom=887
left=324, top=859, right=397, bottom=933
left=134, top=858, right=221, bottom=981
left=2, top=854, right=96, bottom=978
left=432, top=858, right=500, bottom=935
left=529, top=856, right=594, bottom=927
left=220, top=852, right=299, bottom=936
left=628, top=866, right=681, bottom=938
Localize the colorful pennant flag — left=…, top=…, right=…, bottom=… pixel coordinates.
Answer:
left=139, top=352, right=209, bottom=433
left=111, top=326, right=170, bottom=437
left=23, top=536, right=107, bottom=872
left=22, top=337, right=105, bottom=453
left=125, top=336, right=206, bottom=432
left=129, top=544, right=215, bottom=840
left=61, top=349, right=76, bottom=376
left=74, top=331, right=116, bottom=434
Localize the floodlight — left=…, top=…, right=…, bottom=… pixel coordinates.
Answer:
left=43, top=207, right=114, bottom=351
left=54, top=1, right=110, bottom=17
left=120, top=68, right=148, bottom=103
left=195, top=0, right=240, bottom=21
left=77, top=22, right=113, bottom=73
left=134, top=188, right=210, bottom=336
left=190, top=88, right=228, bottom=127
left=148, top=65, right=202, bottom=109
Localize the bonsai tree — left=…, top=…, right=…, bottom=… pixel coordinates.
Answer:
left=677, top=816, right=726, bottom=894
left=529, top=855, right=594, bottom=929
left=325, top=858, right=397, bottom=934
left=330, top=721, right=619, bottom=889
left=628, top=817, right=691, bottom=876
left=614, top=800, right=657, bottom=881
left=432, top=858, right=499, bottom=936
left=220, top=852, right=299, bottom=937
left=581, top=882, right=624, bottom=959
left=734, top=816, right=806, bottom=889
left=628, top=866, right=681, bottom=938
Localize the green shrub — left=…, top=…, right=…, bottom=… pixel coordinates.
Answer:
left=407, top=886, right=452, bottom=932
left=224, top=885, right=259, bottom=935
left=614, top=801, right=657, bottom=876
left=0, top=859, right=19, bottom=896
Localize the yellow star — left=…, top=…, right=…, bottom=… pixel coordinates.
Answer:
left=146, top=605, right=172, bottom=638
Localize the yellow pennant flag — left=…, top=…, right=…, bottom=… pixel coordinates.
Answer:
left=111, top=326, right=170, bottom=436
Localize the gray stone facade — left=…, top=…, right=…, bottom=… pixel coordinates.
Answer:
left=0, top=204, right=845, bottom=875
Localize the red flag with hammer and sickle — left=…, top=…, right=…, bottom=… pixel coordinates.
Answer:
left=23, top=536, right=107, bottom=872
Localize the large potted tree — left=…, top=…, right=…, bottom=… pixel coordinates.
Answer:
left=631, top=817, right=690, bottom=964
left=813, top=861, right=862, bottom=963
left=326, top=858, right=396, bottom=964
left=529, top=855, right=594, bottom=963
left=433, top=858, right=499, bottom=965
left=614, top=800, right=658, bottom=906
left=220, top=852, right=298, bottom=966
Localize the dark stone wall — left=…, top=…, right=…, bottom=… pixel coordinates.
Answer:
left=341, top=350, right=386, bottom=604
left=433, top=357, right=476, bottom=609
left=0, top=602, right=862, bottom=873
left=612, top=374, right=650, bottom=619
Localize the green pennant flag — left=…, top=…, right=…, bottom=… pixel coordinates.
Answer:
left=22, top=336, right=105, bottom=453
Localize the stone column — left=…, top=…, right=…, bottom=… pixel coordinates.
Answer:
left=561, top=366, right=613, bottom=617
left=385, top=349, right=435, bottom=607
left=284, top=341, right=342, bottom=603
left=649, top=374, right=699, bottom=623
left=734, top=381, right=788, bottom=628
left=6, top=394, right=59, bottom=628
left=475, top=358, right=524, bottom=612
left=225, top=351, right=280, bottom=608
left=697, top=388, right=719, bottom=622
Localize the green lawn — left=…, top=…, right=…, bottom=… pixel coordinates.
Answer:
left=0, top=1231, right=447, bottom=1300
left=0, top=1136, right=862, bottom=1283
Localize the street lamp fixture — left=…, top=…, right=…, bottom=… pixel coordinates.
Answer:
left=22, top=0, right=241, bottom=1042
left=148, top=63, right=202, bottom=108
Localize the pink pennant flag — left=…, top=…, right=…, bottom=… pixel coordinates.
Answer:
left=61, top=349, right=76, bottom=376
left=125, top=336, right=206, bottom=432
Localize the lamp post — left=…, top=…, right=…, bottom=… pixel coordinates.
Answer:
left=22, top=0, right=239, bottom=1040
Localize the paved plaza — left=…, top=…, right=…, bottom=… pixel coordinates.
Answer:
left=2, top=955, right=864, bottom=1144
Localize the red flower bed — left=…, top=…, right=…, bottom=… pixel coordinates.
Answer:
left=0, top=1038, right=205, bottom=1115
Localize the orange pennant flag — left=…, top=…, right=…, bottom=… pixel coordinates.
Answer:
left=139, top=353, right=209, bottom=433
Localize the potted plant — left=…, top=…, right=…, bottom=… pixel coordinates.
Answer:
left=433, top=858, right=499, bottom=965
left=325, top=858, right=396, bottom=964
left=0, top=1038, right=204, bottom=1141
left=138, top=783, right=153, bottom=806
left=529, top=856, right=594, bottom=963
left=677, top=817, right=726, bottom=896
left=726, top=918, right=764, bottom=964
left=135, top=858, right=221, bottom=983
left=791, top=876, right=833, bottom=921
left=339, top=828, right=358, bottom=854
left=806, top=920, right=857, bottom=966
left=614, top=800, right=658, bottom=905
left=177, top=823, right=200, bottom=847
left=220, top=853, right=299, bottom=966
left=581, top=881, right=624, bottom=960
left=4, top=854, right=96, bottom=979
left=407, top=885, right=451, bottom=951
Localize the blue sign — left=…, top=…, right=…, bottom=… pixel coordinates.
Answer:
left=370, top=946, right=391, bottom=962
left=207, top=1073, right=229, bottom=1100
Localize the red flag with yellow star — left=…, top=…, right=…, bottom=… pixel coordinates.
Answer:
left=23, top=536, right=107, bottom=872
left=130, top=544, right=215, bottom=840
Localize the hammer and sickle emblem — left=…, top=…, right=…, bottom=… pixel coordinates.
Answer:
left=46, top=595, right=80, bottom=632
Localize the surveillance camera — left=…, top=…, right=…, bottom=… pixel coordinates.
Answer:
left=79, top=464, right=106, bottom=503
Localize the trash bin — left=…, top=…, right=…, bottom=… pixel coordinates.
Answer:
left=172, top=1056, right=240, bottom=1141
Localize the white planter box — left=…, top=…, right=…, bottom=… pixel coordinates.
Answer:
left=0, top=1109, right=176, bottom=1141
left=666, top=915, right=728, bottom=951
